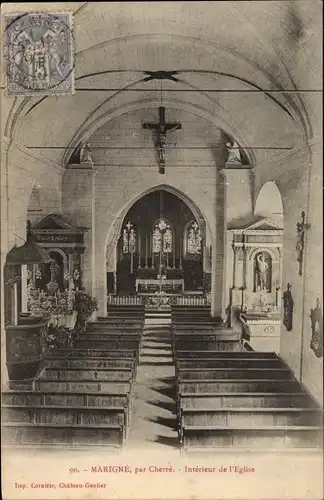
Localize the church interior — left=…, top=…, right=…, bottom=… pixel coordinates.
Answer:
left=1, top=1, right=323, bottom=462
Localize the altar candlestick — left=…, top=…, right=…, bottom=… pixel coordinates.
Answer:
left=179, top=237, right=183, bottom=268
left=173, top=243, right=175, bottom=268
left=130, top=252, right=133, bottom=274
left=151, top=238, right=154, bottom=268
left=138, top=232, right=141, bottom=268
left=145, top=237, right=148, bottom=268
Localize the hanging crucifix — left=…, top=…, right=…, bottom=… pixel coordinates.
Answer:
left=142, top=106, right=181, bottom=174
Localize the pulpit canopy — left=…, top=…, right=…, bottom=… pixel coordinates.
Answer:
left=6, top=221, right=51, bottom=266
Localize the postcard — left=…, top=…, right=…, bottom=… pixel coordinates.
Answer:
left=1, top=2, right=323, bottom=500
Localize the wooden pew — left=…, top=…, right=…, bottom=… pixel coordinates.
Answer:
left=178, top=379, right=303, bottom=394
left=180, top=407, right=323, bottom=429
left=2, top=422, right=124, bottom=449
left=88, top=322, right=143, bottom=331
left=2, top=389, right=134, bottom=446
left=175, top=351, right=277, bottom=359
left=35, top=379, right=133, bottom=394
left=74, top=338, right=140, bottom=351
left=77, top=333, right=141, bottom=341
left=42, top=367, right=134, bottom=381
left=178, top=392, right=317, bottom=410
left=176, top=368, right=294, bottom=381
left=174, top=340, right=241, bottom=352
left=180, top=426, right=323, bottom=451
left=176, top=358, right=285, bottom=369
left=2, top=404, right=128, bottom=434
left=2, top=390, right=130, bottom=408
left=46, top=357, right=136, bottom=370
left=46, top=348, right=138, bottom=359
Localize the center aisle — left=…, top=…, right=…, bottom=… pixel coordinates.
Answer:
left=127, top=311, right=179, bottom=450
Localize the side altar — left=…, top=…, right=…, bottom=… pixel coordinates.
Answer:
left=227, top=216, right=283, bottom=352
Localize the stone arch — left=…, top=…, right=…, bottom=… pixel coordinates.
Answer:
left=254, top=181, right=284, bottom=225
left=100, top=184, right=210, bottom=313
left=63, top=98, right=257, bottom=169
left=104, top=184, right=210, bottom=264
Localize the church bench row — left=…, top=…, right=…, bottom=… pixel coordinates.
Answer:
left=177, top=380, right=303, bottom=394
left=76, top=334, right=142, bottom=345
left=2, top=422, right=124, bottom=449
left=46, top=357, right=136, bottom=370
left=172, top=321, right=214, bottom=328
left=2, top=390, right=130, bottom=408
left=106, top=305, right=146, bottom=312
left=34, top=379, right=133, bottom=394
left=175, top=350, right=278, bottom=359
left=74, top=338, right=140, bottom=351
left=78, top=332, right=142, bottom=340
left=42, top=367, right=134, bottom=381
left=176, top=358, right=285, bottom=369
left=179, top=407, right=323, bottom=428
left=178, top=392, right=317, bottom=410
left=46, top=348, right=138, bottom=359
left=2, top=404, right=128, bottom=429
left=175, top=368, right=293, bottom=381
left=88, top=322, right=143, bottom=331
left=180, top=426, right=323, bottom=452
left=173, top=340, right=241, bottom=352
left=95, top=316, right=144, bottom=322
left=172, top=331, right=241, bottom=341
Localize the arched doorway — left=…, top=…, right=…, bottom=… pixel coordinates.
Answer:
left=111, top=189, right=207, bottom=297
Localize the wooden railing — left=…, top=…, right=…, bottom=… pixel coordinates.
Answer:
left=175, top=296, right=208, bottom=306
left=107, top=294, right=144, bottom=306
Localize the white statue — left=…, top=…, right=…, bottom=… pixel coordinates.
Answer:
left=226, top=141, right=242, bottom=163
left=80, top=142, right=93, bottom=163
left=256, top=253, right=269, bottom=291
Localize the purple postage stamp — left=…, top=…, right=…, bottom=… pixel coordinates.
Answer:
left=3, top=12, right=74, bottom=96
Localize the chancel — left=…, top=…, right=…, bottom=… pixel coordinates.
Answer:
left=1, top=2, right=322, bottom=478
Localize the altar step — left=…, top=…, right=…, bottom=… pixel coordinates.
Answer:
left=145, top=310, right=171, bottom=326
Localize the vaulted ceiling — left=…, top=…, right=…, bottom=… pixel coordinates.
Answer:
left=3, top=1, right=322, bottom=168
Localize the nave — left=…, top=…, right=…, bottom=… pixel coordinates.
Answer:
left=2, top=304, right=322, bottom=453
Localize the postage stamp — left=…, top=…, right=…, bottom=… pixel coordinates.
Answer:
left=3, top=12, right=74, bottom=96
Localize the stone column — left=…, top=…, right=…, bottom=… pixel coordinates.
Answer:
left=62, top=165, right=98, bottom=311
left=211, top=169, right=227, bottom=319
left=21, top=265, right=28, bottom=313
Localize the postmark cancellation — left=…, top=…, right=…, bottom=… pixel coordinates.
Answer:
left=3, top=12, right=74, bottom=96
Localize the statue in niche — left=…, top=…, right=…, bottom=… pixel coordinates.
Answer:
left=283, top=283, right=294, bottom=331
left=310, top=297, right=323, bottom=358
left=46, top=258, right=61, bottom=294
left=226, top=140, right=242, bottom=163
left=254, top=252, right=271, bottom=292
left=80, top=142, right=93, bottom=163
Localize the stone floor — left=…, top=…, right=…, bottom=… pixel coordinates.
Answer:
left=127, top=317, right=179, bottom=451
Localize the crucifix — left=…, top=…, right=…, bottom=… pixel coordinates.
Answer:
left=142, top=106, right=181, bottom=174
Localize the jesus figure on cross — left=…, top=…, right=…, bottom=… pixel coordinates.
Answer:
left=142, top=106, right=181, bottom=174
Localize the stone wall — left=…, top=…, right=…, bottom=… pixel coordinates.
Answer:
left=254, top=141, right=323, bottom=405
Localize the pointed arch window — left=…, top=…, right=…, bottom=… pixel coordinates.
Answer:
left=123, top=221, right=136, bottom=254
left=187, top=221, right=202, bottom=254
left=153, top=219, right=173, bottom=253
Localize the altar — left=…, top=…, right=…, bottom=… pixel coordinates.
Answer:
left=136, top=278, right=184, bottom=293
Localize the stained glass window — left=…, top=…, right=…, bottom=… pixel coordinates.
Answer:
left=153, top=228, right=162, bottom=253
left=164, top=228, right=172, bottom=253
left=187, top=221, right=201, bottom=254
left=153, top=219, right=173, bottom=253
left=122, top=221, right=136, bottom=253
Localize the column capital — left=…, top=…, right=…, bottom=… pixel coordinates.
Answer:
left=219, top=167, right=253, bottom=177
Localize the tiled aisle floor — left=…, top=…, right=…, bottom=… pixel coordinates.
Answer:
left=127, top=318, right=179, bottom=450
